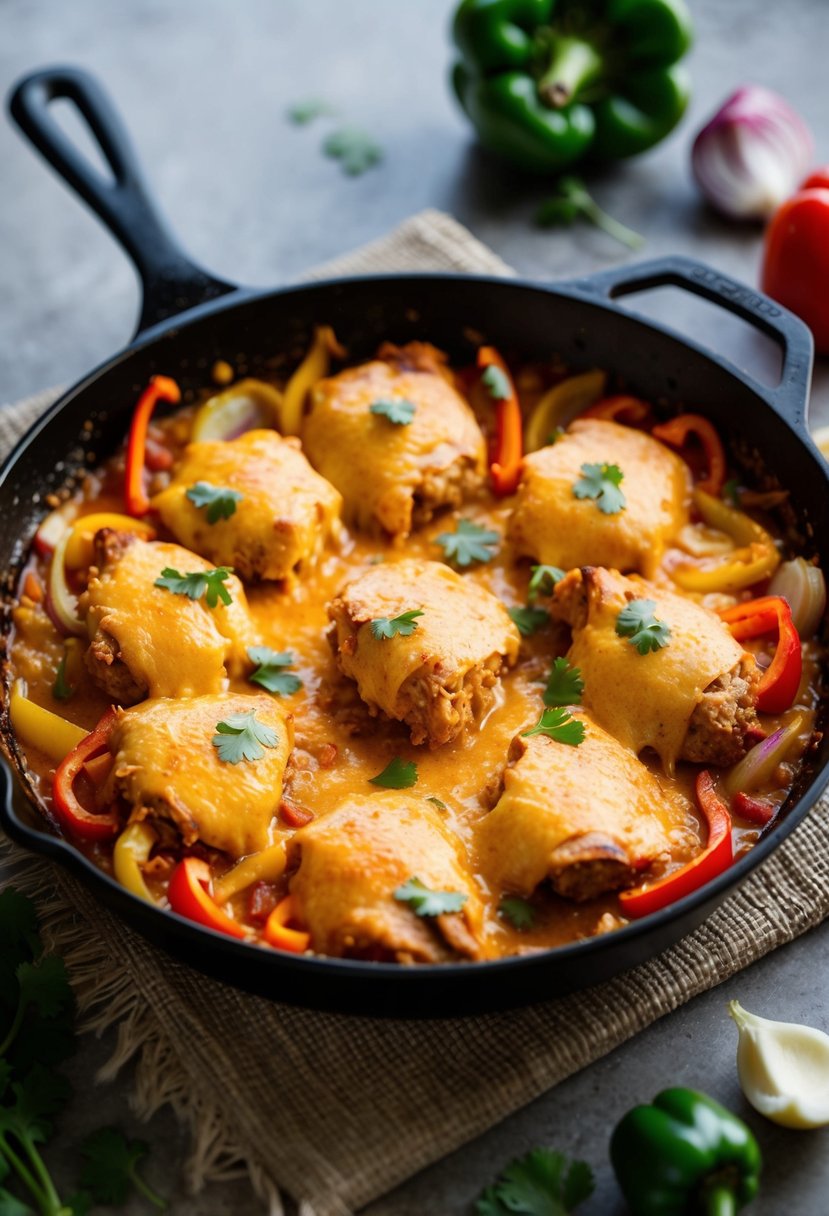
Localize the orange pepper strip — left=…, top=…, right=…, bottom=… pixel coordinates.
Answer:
left=478, top=346, right=523, bottom=497
left=651, top=412, right=727, bottom=496
left=720, top=595, right=802, bottom=714
left=23, top=571, right=43, bottom=603
left=619, top=771, right=733, bottom=920
left=124, top=375, right=181, bottom=516
left=167, top=857, right=247, bottom=939
left=264, top=894, right=311, bottom=954
left=581, top=395, right=651, bottom=425
left=52, top=707, right=120, bottom=841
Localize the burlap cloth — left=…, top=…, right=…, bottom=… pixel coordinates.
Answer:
left=2, top=210, right=829, bottom=1216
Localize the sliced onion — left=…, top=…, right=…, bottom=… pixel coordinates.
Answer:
left=723, top=712, right=804, bottom=800
left=191, top=379, right=283, bottom=442
left=769, top=558, right=826, bottom=638
left=47, top=529, right=86, bottom=637
left=34, top=502, right=78, bottom=556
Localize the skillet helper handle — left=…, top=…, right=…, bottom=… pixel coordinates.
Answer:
left=8, top=65, right=235, bottom=336
left=565, top=255, right=814, bottom=431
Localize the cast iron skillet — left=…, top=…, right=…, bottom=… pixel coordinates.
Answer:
left=2, top=66, right=827, bottom=1018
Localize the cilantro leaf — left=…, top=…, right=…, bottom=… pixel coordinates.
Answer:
left=0, top=1187, right=34, bottom=1215
left=154, top=566, right=233, bottom=608
left=615, top=598, right=671, bottom=655
left=481, top=365, right=512, bottom=401
left=509, top=605, right=549, bottom=638
left=499, top=897, right=536, bottom=931
left=368, top=756, right=418, bottom=789
left=478, top=1147, right=595, bottom=1216
left=426, top=796, right=447, bottom=810
left=212, top=712, right=278, bottom=765
left=287, top=98, right=336, bottom=125
left=434, top=519, right=499, bottom=568
left=52, top=654, right=73, bottom=703
left=546, top=426, right=566, bottom=445
left=543, top=658, right=584, bottom=709
left=247, top=646, right=302, bottom=697
left=528, top=565, right=565, bottom=601
left=572, top=462, right=626, bottom=515
left=370, top=609, right=424, bottom=640
left=369, top=398, right=416, bottom=426
left=323, top=126, right=383, bottom=175
left=393, top=878, right=467, bottom=918
left=79, top=1126, right=167, bottom=1210
left=15, top=957, right=71, bottom=1023
left=185, top=481, right=243, bottom=524
left=522, top=708, right=585, bottom=746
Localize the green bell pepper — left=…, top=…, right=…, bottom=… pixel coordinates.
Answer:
left=610, top=1088, right=762, bottom=1216
left=451, top=0, right=693, bottom=174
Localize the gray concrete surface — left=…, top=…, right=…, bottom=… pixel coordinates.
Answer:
left=1, top=0, right=828, bottom=1212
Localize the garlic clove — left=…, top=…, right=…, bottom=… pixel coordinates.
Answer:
left=729, top=999, right=829, bottom=1129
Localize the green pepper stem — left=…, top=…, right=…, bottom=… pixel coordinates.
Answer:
left=537, top=35, right=602, bottom=108
left=705, top=1186, right=738, bottom=1216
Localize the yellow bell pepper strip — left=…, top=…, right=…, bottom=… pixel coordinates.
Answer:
left=52, top=707, right=120, bottom=841
left=213, top=841, right=287, bottom=905
left=523, top=369, right=607, bottom=453
left=581, top=393, right=651, bottom=426
left=672, top=489, right=780, bottom=593
left=652, top=412, right=727, bottom=496
left=190, top=378, right=284, bottom=442
left=113, top=822, right=158, bottom=903
left=63, top=513, right=156, bottom=569
left=167, top=856, right=247, bottom=939
left=47, top=528, right=86, bottom=636
left=280, top=326, right=343, bottom=436
left=9, top=679, right=87, bottom=763
left=264, top=894, right=311, bottom=954
left=124, top=375, right=181, bottom=517
left=478, top=345, right=523, bottom=495
left=720, top=595, right=803, bottom=714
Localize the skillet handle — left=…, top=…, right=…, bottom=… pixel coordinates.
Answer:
left=8, top=66, right=236, bottom=337
left=564, top=255, right=814, bottom=430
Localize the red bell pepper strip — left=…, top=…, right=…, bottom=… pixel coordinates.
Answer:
left=582, top=395, right=651, bottom=426
left=167, top=857, right=247, bottom=939
left=619, top=771, right=733, bottom=920
left=52, top=707, right=120, bottom=841
left=264, top=894, right=311, bottom=954
left=651, top=413, right=727, bottom=496
left=719, top=595, right=802, bottom=714
left=733, top=791, right=776, bottom=826
left=124, top=375, right=181, bottom=516
left=478, top=346, right=523, bottom=496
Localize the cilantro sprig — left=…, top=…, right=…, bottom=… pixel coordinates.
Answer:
left=248, top=646, right=303, bottom=696
left=79, top=1127, right=167, bottom=1210
left=481, top=364, right=512, bottom=401
left=573, top=461, right=626, bottom=515
left=287, top=98, right=336, bottom=125
left=543, top=658, right=584, bottom=709
left=393, top=878, right=467, bottom=918
left=186, top=481, right=243, bottom=524
left=154, top=566, right=234, bottom=607
left=477, top=1146, right=595, bottom=1216
left=324, top=126, right=383, bottom=175
left=528, top=564, right=565, bottom=600
left=369, top=756, right=418, bottom=789
left=509, top=605, right=549, bottom=638
left=435, top=519, right=499, bottom=568
left=499, top=897, right=536, bottom=931
left=615, top=598, right=671, bottom=655
left=212, top=711, right=278, bottom=764
left=522, top=707, right=585, bottom=746
left=370, top=609, right=424, bottom=640
left=369, top=398, right=417, bottom=426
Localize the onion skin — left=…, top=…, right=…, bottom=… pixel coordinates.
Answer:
left=723, top=713, right=804, bottom=800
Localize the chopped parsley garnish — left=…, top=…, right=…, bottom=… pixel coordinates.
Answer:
left=52, top=654, right=73, bottom=703
left=572, top=461, right=626, bottom=515
left=476, top=1146, right=595, bottom=1216
left=369, top=756, right=418, bottom=789
left=435, top=518, right=499, bottom=568
left=323, top=126, right=383, bottom=175
left=287, top=97, right=336, bottom=125
left=522, top=707, right=585, bottom=746
left=369, top=398, right=417, bottom=426
left=79, top=1126, right=166, bottom=1210
left=248, top=646, right=303, bottom=696
left=393, top=877, right=467, bottom=918
left=543, top=658, right=584, bottom=708
left=509, top=605, right=549, bottom=638
left=154, top=566, right=233, bottom=607
left=481, top=364, right=512, bottom=400
left=370, top=609, right=424, bottom=640
left=546, top=426, right=566, bottom=445
left=528, top=564, right=565, bottom=600
left=615, top=598, right=671, bottom=655
left=212, top=711, right=278, bottom=764
left=499, top=896, right=536, bottom=931
left=723, top=477, right=741, bottom=506
left=186, top=481, right=243, bottom=523
left=426, top=796, right=447, bottom=810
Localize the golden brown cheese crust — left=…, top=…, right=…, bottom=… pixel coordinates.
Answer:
left=508, top=419, right=690, bottom=577
left=302, top=344, right=486, bottom=537
left=287, top=793, right=484, bottom=962
left=79, top=532, right=250, bottom=703
left=103, top=692, right=293, bottom=858
left=152, top=429, right=343, bottom=581
left=327, top=558, right=521, bottom=747
left=552, top=566, right=759, bottom=770
left=477, top=714, right=696, bottom=901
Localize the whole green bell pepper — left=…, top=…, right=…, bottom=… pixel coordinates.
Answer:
left=610, top=1088, right=762, bottom=1216
left=451, top=0, right=693, bottom=174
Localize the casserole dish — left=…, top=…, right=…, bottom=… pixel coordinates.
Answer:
left=2, top=66, right=826, bottom=1015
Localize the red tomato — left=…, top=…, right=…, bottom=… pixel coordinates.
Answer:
left=761, top=184, right=829, bottom=354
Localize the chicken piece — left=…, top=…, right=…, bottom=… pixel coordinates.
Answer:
left=152, top=429, right=342, bottom=581
left=477, top=714, right=696, bottom=901
left=79, top=531, right=250, bottom=704
left=327, top=559, right=520, bottom=747
left=302, top=342, right=486, bottom=537
left=552, top=566, right=760, bottom=770
left=102, top=693, right=293, bottom=857
left=508, top=418, right=690, bottom=577
left=287, top=792, right=484, bottom=962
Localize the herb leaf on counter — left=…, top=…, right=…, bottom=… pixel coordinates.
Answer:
left=287, top=98, right=336, bottom=125
left=616, top=599, right=671, bottom=655
left=248, top=647, right=303, bottom=696
left=323, top=126, right=383, bottom=175
left=477, top=1146, right=595, bottom=1215
left=543, top=659, right=584, bottom=709
left=394, top=878, right=467, bottom=918
left=435, top=519, right=499, bottom=568
left=522, top=708, right=585, bottom=747
left=369, top=757, right=418, bottom=789
left=509, top=605, right=549, bottom=638
left=154, top=566, right=234, bottom=608
left=79, top=1126, right=167, bottom=1210
left=573, top=462, right=626, bottom=515
left=186, top=481, right=243, bottom=524
left=213, top=712, right=278, bottom=764
left=369, top=398, right=416, bottom=426
left=370, top=610, right=424, bottom=640
left=528, top=565, right=565, bottom=600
